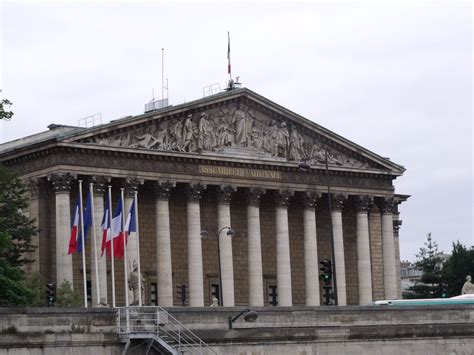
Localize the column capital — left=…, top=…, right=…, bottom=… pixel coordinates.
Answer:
left=122, top=177, right=144, bottom=197
left=379, top=196, right=395, bottom=214
left=355, top=195, right=373, bottom=213
left=47, top=172, right=76, bottom=193
left=216, top=185, right=236, bottom=204
left=185, top=183, right=206, bottom=202
left=153, top=181, right=176, bottom=200
left=274, top=190, right=293, bottom=208
left=89, top=175, right=111, bottom=195
left=301, top=191, right=322, bottom=209
left=331, top=193, right=347, bottom=211
left=27, top=177, right=47, bottom=199
left=246, top=187, right=265, bottom=207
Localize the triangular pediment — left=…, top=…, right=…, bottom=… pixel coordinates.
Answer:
left=62, top=88, right=404, bottom=175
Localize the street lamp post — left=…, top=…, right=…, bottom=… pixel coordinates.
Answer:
left=298, top=147, right=338, bottom=305
left=200, top=227, right=235, bottom=306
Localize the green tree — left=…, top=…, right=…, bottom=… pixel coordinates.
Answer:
left=0, top=164, right=38, bottom=267
left=0, top=99, right=14, bottom=121
left=0, top=233, right=34, bottom=305
left=56, top=280, right=82, bottom=307
left=407, top=233, right=445, bottom=298
left=0, top=164, right=39, bottom=305
left=25, top=272, right=47, bottom=307
left=441, top=241, right=474, bottom=297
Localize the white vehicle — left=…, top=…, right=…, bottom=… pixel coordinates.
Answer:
left=374, top=294, right=474, bottom=306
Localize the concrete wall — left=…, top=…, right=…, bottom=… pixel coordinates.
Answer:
left=1, top=306, right=473, bottom=355
left=0, top=308, right=120, bottom=355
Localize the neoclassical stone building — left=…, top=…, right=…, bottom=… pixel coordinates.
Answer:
left=0, top=88, right=408, bottom=307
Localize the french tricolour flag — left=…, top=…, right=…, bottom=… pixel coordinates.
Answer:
left=100, top=191, right=111, bottom=256
left=124, top=199, right=137, bottom=240
left=102, top=196, right=127, bottom=259
left=105, top=197, right=124, bottom=259
left=68, top=196, right=80, bottom=255
left=68, top=192, right=92, bottom=255
left=77, top=191, right=92, bottom=254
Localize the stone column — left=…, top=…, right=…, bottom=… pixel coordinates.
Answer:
left=380, top=197, right=397, bottom=299
left=185, top=183, right=205, bottom=307
left=26, top=178, right=44, bottom=275
left=274, top=190, right=293, bottom=307
left=48, top=172, right=76, bottom=287
left=302, top=191, right=321, bottom=306
left=331, top=194, right=347, bottom=306
left=216, top=185, right=236, bottom=307
left=355, top=195, right=373, bottom=305
left=123, top=178, right=144, bottom=269
left=153, top=181, right=175, bottom=307
left=393, top=218, right=403, bottom=299
left=246, top=188, right=265, bottom=307
left=90, top=176, right=110, bottom=306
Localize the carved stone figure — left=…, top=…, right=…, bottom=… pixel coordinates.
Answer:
left=216, top=108, right=234, bottom=148
left=198, top=112, right=213, bottom=151
left=309, top=144, right=343, bottom=166
left=132, top=127, right=158, bottom=149
left=83, top=104, right=371, bottom=169
left=289, top=125, right=305, bottom=161
left=233, top=103, right=251, bottom=146
left=276, top=122, right=289, bottom=158
left=264, top=120, right=279, bottom=156
left=128, top=259, right=145, bottom=306
left=182, top=114, right=196, bottom=152
left=462, top=275, right=474, bottom=295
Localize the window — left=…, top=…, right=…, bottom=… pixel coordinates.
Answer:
left=150, top=282, right=157, bottom=306
left=86, top=280, right=92, bottom=307
left=268, top=285, right=278, bottom=306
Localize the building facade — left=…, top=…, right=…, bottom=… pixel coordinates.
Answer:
left=0, top=88, right=407, bottom=307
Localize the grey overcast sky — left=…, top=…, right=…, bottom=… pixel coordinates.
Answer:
left=0, top=1, right=472, bottom=261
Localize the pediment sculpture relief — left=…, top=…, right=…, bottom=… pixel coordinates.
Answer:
left=87, top=103, right=370, bottom=169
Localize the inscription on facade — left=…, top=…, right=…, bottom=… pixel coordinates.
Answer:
left=199, top=165, right=282, bottom=180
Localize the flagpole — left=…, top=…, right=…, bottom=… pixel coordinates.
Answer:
left=89, top=183, right=100, bottom=307
left=108, top=186, right=116, bottom=308
left=78, top=180, right=88, bottom=308
left=121, top=188, right=129, bottom=307
left=227, top=31, right=231, bottom=81
left=134, top=191, right=142, bottom=307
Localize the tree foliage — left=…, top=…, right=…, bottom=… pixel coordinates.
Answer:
left=407, top=233, right=445, bottom=298
left=0, top=233, right=35, bottom=305
left=0, top=164, right=39, bottom=305
left=0, top=99, right=14, bottom=121
left=0, top=164, right=38, bottom=267
left=441, top=241, right=474, bottom=297
left=56, top=280, right=82, bottom=307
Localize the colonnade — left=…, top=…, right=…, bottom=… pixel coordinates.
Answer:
left=43, top=172, right=399, bottom=307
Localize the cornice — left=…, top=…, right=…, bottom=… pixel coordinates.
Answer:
left=2, top=143, right=399, bottom=186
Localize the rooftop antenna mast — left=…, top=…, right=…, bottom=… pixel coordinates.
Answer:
left=162, top=48, right=165, bottom=102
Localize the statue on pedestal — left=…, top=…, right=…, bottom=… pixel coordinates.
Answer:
left=128, top=259, right=145, bottom=305
left=461, top=275, right=474, bottom=295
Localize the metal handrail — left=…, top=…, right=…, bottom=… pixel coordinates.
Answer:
left=117, top=306, right=217, bottom=355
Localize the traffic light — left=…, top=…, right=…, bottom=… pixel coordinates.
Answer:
left=176, top=283, right=188, bottom=306
left=46, top=283, right=56, bottom=307
left=320, top=259, right=333, bottom=305
left=319, top=259, right=332, bottom=285
left=440, top=283, right=448, bottom=298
